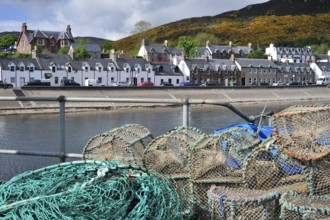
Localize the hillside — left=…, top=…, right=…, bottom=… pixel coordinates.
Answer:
left=112, top=0, right=330, bottom=52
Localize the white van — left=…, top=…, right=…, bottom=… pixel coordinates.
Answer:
left=84, top=79, right=104, bottom=86
left=316, top=76, right=330, bottom=85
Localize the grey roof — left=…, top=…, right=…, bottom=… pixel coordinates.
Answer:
left=25, top=29, right=73, bottom=42
left=208, top=45, right=232, bottom=53
left=208, top=59, right=237, bottom=71
left=144, top=44, right=183, bottom=56
left=184, top=58, right=210, bottom=71
left=314, top=62, right=330, bottom=72
left=115, top=58, right=150, bottom=71
left=0, top=58, right=41, bottom=70
left=153, top=64, right=183, bottom=76
left=276, top=62, right=313, bottom=73
left=236, top=58, right=278, bottom=68
left=73, top=58, right=116, bottom=71
left=71, top=43, right=101, bottom=53
left=314, top=54, right=329, bottom=61
left=37, top=54, right=72, bottom=70
left=275, top=47, right=313, bottom=55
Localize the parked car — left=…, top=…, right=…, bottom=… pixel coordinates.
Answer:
left=161, top=82, right=174, bottom=86
left=113, top=81, right=133, bottom=87
left=0, top=80, right=13, bottom=89
left=286, top=81, right=299, bottom=86
left=137, top=82, right=154, bottom=87
left=24, top=79, right=50, bottom=86
left=200, top=81, right=217, bottom=87
left=61, top=79, right=80, bottom=86
left=272, top=81, right=286, bottom=86
left=179, top=82, right=195, bottom=86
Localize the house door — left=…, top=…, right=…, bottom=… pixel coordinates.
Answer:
left=241, top=78, right=245, bottom=86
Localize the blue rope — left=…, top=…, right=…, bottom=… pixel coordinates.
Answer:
left=219, top=194, right=227, bottom=218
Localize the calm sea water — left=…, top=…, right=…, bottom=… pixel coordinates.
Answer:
left=0, top=101, right=321, bottom=180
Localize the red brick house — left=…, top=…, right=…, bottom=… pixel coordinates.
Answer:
left=16, top=23, right=74, bottom=54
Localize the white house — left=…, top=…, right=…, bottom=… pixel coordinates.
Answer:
left=265, top=43, right=314, bottom=63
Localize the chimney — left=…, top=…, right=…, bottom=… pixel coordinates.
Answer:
left=248, top=43, right=252, bottom=48
left=230, top=54, right=235, bottom=61
left=110, top=49, right=116, bottom=61
left=66, top=25, right=72, bottom=34
left=164, top=40, right=168, bottom=47
left=141, top=39, right=145, bottom=47
left=206, top=40, right=209, bottom=47
left=22, top=22, right=27, bottom=32
left=229, top=41, right=232, bottom=47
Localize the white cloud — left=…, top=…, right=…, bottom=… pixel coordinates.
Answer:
left=1, top=0, right=268, bottom=40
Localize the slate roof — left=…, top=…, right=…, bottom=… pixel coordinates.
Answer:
left=153, top=64, right=183, bottom=76
left=184, top=58, right=209, bottom=71
left=236, top=58, right=278, bottom=68
left=0, top=58, right=41, bottom=70
left=37, top=54, right=72, bottom=70
left=73, top=58, right=117, bottom=71
left=208, top=59, right=237, bottom=71
left=115, top=58, right=150, bottom=71
left=275, top=47, right=313, bottom=55
left=144, top=44, right=183, bottom=56
left=25, top=29, right=73, bottom=42
left=71, top=43, right=101, bottom=53
left=276, top=62, right=313, bottom=73
left=313, top=62, right=330, bottom=72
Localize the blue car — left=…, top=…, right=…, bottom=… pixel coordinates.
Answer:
left=179, top=82, right=195, bottom=86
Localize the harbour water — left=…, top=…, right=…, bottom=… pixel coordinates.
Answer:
left=0, top=101, right=322, bottom=180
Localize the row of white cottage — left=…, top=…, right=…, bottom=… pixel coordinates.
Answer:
left=0, top=53, right=329, bottom=87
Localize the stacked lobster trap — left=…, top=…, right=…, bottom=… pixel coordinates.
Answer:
left=77, top=104, right=329, bottom=219
left=83, top=124, right=154, bottom=165
left=207, top=105, right=330, bottom=220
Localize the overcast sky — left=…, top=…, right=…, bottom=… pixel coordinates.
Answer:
left=0, top=0, right=268, bottom=40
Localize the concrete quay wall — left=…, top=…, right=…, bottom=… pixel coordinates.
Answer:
left=0, top=86, right=329, bottom=114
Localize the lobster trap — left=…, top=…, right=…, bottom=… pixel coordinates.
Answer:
left=207, top=185, right=280, bottom=220
left=279, top=191, right=330, bottom=220
left=272, top=104, right=330, bottom=161
left=82, top=124, right=154, bottom=165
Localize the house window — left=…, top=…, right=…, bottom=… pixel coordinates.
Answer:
left=98, top=67, right=102, bottom=72
left=147, top=77, right=151, bottom=82
left=176, top=79, right=179, bottom=84
left=30, top=77, right=34, bottom=82
left=84, top=67, right=88, bottom=72
left=147, top=69, right=151, bottom=73
left=10, top=77, right=15, bottom=84
left=141, top=78, right=144, bottom=83
left=249, top=78, right=252, bottom=84
left=37, top=38, right=44, bottom=45
left=126, top=77, right=129, bottom=82
left=52, top=66, right=56, bottom=73
left=98, top=77, right=102, bottom=83
left=10, top=66, right=15, bottom=72
left=126, top=68, right=129, bottom=73
left=55, top=77, right=59, bottom=84
left=110, top=77, right=114, bottom=82
left=29, top=67, right=34, bottom=72
left=160, top=79, right=164, bottom=84
left=137, top=68, right=140, bottom=73
left=111, top=67, right=114, bottom=72
left=20, top=66, right=24, bottom=71
left=174, top=67, right=179, bottom=73
left=67, top=66, right=72, bottom=73
left=159, top=66, right=163, bottom=73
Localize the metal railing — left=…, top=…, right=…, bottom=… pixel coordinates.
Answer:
left=0, top=96, right=272, bottom=162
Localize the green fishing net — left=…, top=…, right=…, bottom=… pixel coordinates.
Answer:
left=0, top=160, right=193, bottom=219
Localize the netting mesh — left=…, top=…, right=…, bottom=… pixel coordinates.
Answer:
left=83, top=124, right=154, bottom=165
left=208, top=185, right=280, bottom=220
left=272, top=105, right=330, bottom=161
left=0, top=160, right=193, bottom=219
left=243, top=138, right=306, bottom=193
left=279, top=191, right=330, bottom=220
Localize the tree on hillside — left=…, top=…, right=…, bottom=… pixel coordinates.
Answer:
left=100, top=40, right=112, bottom=53
left=247, top=50, right=267, bottom=59
left=74, top=45, right=90, bottom=59
left=177, top=36, right=198, bottom=58
left=131, top=20, right=152, bottom=34
left=0, top=34, right=17, bottom=49
left=194, top=33, right=220, bottom=47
